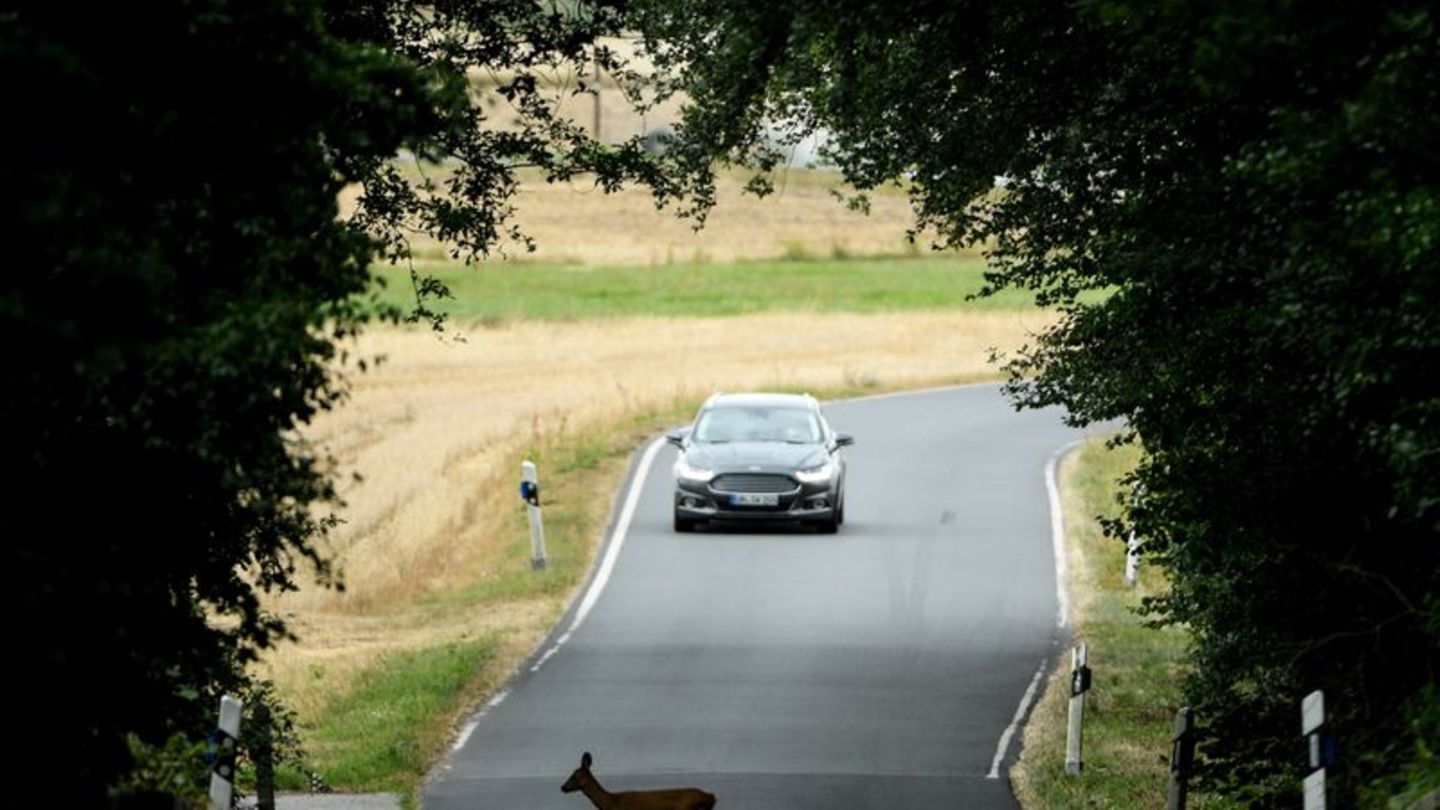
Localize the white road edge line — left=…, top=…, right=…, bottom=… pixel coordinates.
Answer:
left=530, top=631, right=573, bottom=673
left=573, top=436, right=664, bottom=631
left=1046, top=440, right=1083, bottom=629
left=452, top=686, right=510, bottom=753
left=529, top=436, right=665, bottom=673
left=983, top=440, right=1081, bottom=777
left=986, top=659, right=1048, bottom=779
left=451, top=720, right=478, bottom=754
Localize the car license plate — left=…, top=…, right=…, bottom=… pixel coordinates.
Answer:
left=731, top=493, right=779, bottom=507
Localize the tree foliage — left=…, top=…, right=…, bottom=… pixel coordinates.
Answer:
left=634, top=0, right=1440, bottom=803
left=2, top=0, right=676, bottom=803
left=324, top=1, right=703, bottom=322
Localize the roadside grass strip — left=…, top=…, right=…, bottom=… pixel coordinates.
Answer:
left=279, top=639, right=498, bottom=797
left=1012, top=439, right=1241, bottom=809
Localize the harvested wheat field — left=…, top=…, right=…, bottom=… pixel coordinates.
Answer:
left=259, top=309, right=1052, bottom=721
left=497, top=171, right=923, bottom=265
left=376, top=171, right=926, bottom=268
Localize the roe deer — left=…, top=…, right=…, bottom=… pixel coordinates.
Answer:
left=561, top=752, right=716, bottom=810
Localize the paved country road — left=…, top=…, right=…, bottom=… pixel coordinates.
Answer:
left=425, top=385, right=1103, bottom=809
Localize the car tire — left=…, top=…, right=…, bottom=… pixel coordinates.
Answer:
left=674, top=511, right=696, bottom=533
left=814, top=512, right=839, bottom=534
left=836, top=494, right=845, bottom=526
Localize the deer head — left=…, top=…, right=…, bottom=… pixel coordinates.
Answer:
left=561, top=751, right=594, bottom=793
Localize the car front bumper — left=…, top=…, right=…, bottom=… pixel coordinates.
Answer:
left=674, top=476, right=839, bottom=523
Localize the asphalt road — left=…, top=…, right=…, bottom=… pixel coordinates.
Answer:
left=425, top=385, right=1097, bottom=809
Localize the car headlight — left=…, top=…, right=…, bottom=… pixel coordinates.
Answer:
left=794, top=460, right=835, bottom=483
left=675, top=458, right=716, bottom=483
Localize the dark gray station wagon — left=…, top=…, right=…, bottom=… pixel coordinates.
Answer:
left=667, top=392, right=854, bottom=533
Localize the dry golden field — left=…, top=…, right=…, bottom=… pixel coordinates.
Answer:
left=363, top=166, right=928, bottom=268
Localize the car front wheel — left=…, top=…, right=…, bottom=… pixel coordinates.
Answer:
left=813, top=510, right=839, bottom=534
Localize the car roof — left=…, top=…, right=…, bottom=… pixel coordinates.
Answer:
left=701, top=392, right=819, bottom=411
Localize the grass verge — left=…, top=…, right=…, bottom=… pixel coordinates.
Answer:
left=277, top=640, right=497, bottom=798
left=1012, top=439, right=1240, bottom=809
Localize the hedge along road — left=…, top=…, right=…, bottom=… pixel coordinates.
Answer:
left=424, top=385, right=1103, bottom=809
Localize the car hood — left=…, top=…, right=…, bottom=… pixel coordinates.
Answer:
left=684, top=441, right=827, bottom=473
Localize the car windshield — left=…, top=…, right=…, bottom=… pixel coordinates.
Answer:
left=693, top=406, right=823, bottom=444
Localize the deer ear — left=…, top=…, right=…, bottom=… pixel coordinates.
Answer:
left=581, top=752, right=592, bottom=768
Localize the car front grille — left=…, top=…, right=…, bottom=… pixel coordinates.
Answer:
left=711, top=474, right=797, bottom=494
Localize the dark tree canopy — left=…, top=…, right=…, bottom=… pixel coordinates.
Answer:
left=633, top=0, right=1440, bottom=803
left=3, top=0, right=677, bottom=803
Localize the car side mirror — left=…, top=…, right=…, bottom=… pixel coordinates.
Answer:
left=665, top=429, right=689, bottom=448
left=834, top=432, right=855, bottom=448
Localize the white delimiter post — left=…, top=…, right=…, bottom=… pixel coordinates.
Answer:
left=208, top=695, right=243, bottom=810
left=1126, top=487, right=1144, bottom=587
left=1066, top=643, right=1090, bottom=775
left=522, top=460, right=548, bottom=571
left=1303, top=690, right=1327, bottom=810
left=1124, top=528, right=1140, bottom=587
